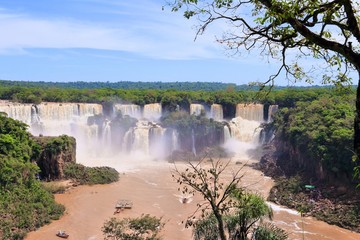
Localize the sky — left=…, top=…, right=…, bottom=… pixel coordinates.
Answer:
left=0, top=0, right=353, bottom=86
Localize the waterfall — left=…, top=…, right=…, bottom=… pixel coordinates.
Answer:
left=37, top=103, right=78, bottom=121
left=0, top=101, right=33, bottom=124
left=190, top=104, right=205, bottom=116
left=236, top=103, right=264, bottom=122
left=171, top=129, right=179, bottom=152
left=191, top=129, right=197, bottom=156
left=131, top=121, right=150, bottom=155
left=224, top=125, right=231, bottom=143
left=268, top=105, right=279, bottom=122
left=149, top=126, right=166, bottom=159
left=210, top=104, right=223, bottom=120
left=102, top=119, right=111, bottom=146
left=114, top=104, right=141, bottom=119
left=228, top=117, right=262, bottom=143
left=0, top=101, right=272, bottom=165
left=123, top=129, right=134, bottom=153
left=78, top=103, right=103, bottom=116
left=143, top=103, right=162, bottom=121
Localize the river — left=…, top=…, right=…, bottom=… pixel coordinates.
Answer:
left=25, top=154, right=360, bottom=240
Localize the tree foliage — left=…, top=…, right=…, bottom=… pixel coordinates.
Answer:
left=274, top=94, right=355, bottom=179
left=0, top=114, right=64, bottom=239
left=173, top=159, right=245, bottom=240
left=168, top=0, right=359, bottom=86
left=63, top=162, right=119, bottom=185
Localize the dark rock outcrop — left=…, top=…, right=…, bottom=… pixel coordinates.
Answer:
left=34, top=135, right=76, bottom=180
left=257, top=143, right=284, bottom=179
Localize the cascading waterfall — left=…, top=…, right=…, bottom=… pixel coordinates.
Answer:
left=259, top=104, right=279, bottom=144
left=143, top=103, right=162, bottom=121
left=0, top=101, right=33, bottom=124
left=131, top=121, right=151, bottom=155
left=224, top=125, right=231, bottom=142
left=236, top=103, right=264, bottom=122
left=230, top=103, right=265, bottom=142
left=102, top=119, right=111, bottom=146
left=114, top=104, right=141, bottom=119
left=0, top=101, right=273, bottom=164
left=191, top=129, right=197, bottom=156
left=170, top=129, right=179, bottom=152
left=210, top=104, right=223, bottom=120
left=228, top=117, right=262, bottom=143
left=190, top=104, right=205, bottom=116
left=149, top=126, right=167, bottom=159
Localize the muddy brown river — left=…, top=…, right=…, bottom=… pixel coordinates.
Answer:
left=26, top=156, right=360, bottom=240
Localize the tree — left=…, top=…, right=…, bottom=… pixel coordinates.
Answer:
left=172, top=159, right=245, bottom=240
left=172, top=158, right=288, bottom=240
left=166, top=0, right=360, bottom=178
left=102, top=214, right=164, bottom=240
left=225, top=190, right=273, bottom=240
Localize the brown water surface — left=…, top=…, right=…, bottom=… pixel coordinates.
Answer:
left=26, top=159, right=360, bottom=240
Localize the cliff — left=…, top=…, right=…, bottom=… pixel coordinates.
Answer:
left=260, top=136, right=360, bottom=233
left=259, top=136, right=350, bottom=184
left=34, top=135, right=76, bottom=180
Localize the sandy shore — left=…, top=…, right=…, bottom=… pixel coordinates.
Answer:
left=26, top=159, right=360, bottom=240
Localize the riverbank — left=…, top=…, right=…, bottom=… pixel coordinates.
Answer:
left=268, top=176, right=360, bottom=233
left=258, top=145, right=360, bottom=233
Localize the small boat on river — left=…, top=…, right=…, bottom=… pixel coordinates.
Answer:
left=56, top=230, right=69, bottom=239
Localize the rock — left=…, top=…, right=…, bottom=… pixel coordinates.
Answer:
left=33, top=135, right=76, bottom=180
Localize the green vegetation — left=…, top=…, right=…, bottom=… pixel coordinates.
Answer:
left=0, top=79, right=263, bottom=91
left=273, top=94, right=355, bottom=180
left=63, top=162, right=119, bottom=185
left=34, top=135, right=76, bottom=180
left=0, top=114, right=65, bottom=239
left=40, top=181, right=67, bottom=194
left=43, top=135, right=75, bottom=156
left=0, top=79, right=342, bottom=106
left=102, top=214, right=164, bottom=240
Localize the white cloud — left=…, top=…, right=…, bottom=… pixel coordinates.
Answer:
left=0, top=1, right=224, bottom=60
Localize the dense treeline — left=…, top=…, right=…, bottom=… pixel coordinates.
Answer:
left=273, top=94, right=355, bottom=181
left=0, top=80, right=349, bottom=109
left=0, top=80, right=267, bottom=91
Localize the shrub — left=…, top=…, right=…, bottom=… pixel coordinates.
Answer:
left=64, top=162, right=119, bottom=185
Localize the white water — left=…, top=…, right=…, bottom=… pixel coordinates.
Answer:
left=190, top=103, right=205, bottom=116
left=236, top=103, right=264, bottom=122
left=0, top=101, right=266, bottom=167
left=210, top=104, right=223, bottom=120
left=113, top=104, right=141, bottom=118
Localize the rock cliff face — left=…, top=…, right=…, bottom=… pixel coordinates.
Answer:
left=260, top=136, right=325, bottom=181
left=260, top=135, right=352, bottom=185
left=274, top=137, right=325, bottom=180
left=34, top=135, right=76, bottom=180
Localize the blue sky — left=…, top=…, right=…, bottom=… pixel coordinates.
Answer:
left=0, top=0, right=347, bottom=86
